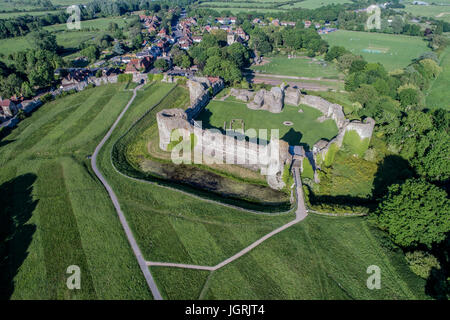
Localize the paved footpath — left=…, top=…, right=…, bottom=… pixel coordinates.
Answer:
left=147, top=167, right=308, bottom=272
left=91, top=85, right=163, bottom=300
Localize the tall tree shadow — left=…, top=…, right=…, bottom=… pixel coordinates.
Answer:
left=372, top=155, right=414, bottom=200
left=0, top=174, right=38, bottom=300
left=281, top=128, right=303, bottom=146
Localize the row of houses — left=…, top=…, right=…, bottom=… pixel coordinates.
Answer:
left=0, top=96, right=42, bottom=125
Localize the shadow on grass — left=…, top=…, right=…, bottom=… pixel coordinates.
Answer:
left=0, top=174, right=38, bottom=300
left=308, top=154, right=415, bottom=213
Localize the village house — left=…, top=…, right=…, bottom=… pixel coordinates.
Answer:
left=281, top=21, right=296, bottom=27
left=125, top=57, right=152, bottom=75
left=0, top=97, right=18, bottom=118
left=271, top=19, right=280, bottom=27
left=192, top=36, right=202, bottom=43
left=304, top=20, right=312, bottom=28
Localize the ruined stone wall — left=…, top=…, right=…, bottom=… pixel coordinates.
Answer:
left=299, top=95, right=346, bottom=129
left=156, top=108, right=291, bottom=190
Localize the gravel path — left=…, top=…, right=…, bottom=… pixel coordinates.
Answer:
left=91, top=84, right=163, bottom=300
left=146, top=167, right=308, bottom=272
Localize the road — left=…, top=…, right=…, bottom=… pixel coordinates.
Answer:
left=147, top=167, right=308, bottom=272
left=91, top=84, right=163, bottom=300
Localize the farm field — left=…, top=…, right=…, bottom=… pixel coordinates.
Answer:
left=196, top=99, right=339, bottom=148
left=45, top=16, right=132, bottom=32
left=322, top=30, right=431, bottom=70
left=426, top=47, right=450, bottom=110
left=281, top=0, right=352, bottom=9
left=0, top=10, right=60, bottom=19
left=0, top=29, right=102, bottom=60
left=251, top=56, right=342, bottom=79
left=0, top=84, right=152, bottom=299
left=402, top=5, right=450, bottom=23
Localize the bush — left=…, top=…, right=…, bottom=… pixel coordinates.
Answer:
left=405, top=251, right=441, bottom=279
left=40, top=93, right=54, bottom=103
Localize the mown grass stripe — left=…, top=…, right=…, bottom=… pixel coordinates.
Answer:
left=53, top=86, right=118, bottom=147
left=37, top=161, right=97, bottom=299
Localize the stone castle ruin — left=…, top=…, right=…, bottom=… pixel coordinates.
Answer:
left=156, top=78, right=375, bottom=189
left=229, top=85, right=375, bottom=165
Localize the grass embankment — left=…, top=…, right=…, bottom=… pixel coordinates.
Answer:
left=94, top=82, right=296, bottom=298
left=116, top=83, right=292, bottom=211
left=0, top=84, right=151, bottom=299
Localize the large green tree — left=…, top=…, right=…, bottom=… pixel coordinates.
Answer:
left=376, top=178, right=450, bottom=248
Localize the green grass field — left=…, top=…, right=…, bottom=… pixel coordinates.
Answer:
left=0, top=81, right=429, bottom=300
left=0, top=31, right=100, bottom=60
left=0, top=84, right=152, bottom=299
left=402, top=4, right=450, bottom=23
left=251, top=56, right=342, bottom=79
left=281, top=0, right=352, bottom=9
left=44, top=16, right=131, bottom=32
left=426, top=47, right=450, bottom=110
left=198, top=214, right=427, bottom=299
left=0, top=10, right=59, bottom=19
left=322, top=30, right=431, bottom=70
left=196, top=99, right=339, bottom=149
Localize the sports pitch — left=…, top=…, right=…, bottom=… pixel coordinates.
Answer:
left=322, top=30, right=431, bottom=70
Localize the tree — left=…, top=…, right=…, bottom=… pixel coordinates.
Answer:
left=376, top=178, right=450, bottom=248
left=80, top=45, right=100, bottom=62
left=0, top=74, right=22, bottom=98
left=28, top=30, right=58, bottom=52
left=391, top=16, right=404, bottom=34
left=325, top=46, right=348, bottom=62
left=154, top=59, right=169, bottom=71
left=112, top=42, right=125, bottom=55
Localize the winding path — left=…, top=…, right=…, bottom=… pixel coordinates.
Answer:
left=146, top=167, right=308, bottom=272
left=91, top=84, right=163, bottom=300
left=92, top=83, right=309, bottom=299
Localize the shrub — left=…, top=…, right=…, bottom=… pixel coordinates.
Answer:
left=40, top=93, right=54, bottom=103
left=405, top=251, right=440, bottom=279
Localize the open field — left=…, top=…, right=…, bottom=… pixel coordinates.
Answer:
left=197, top=214, right=427, bottom=300
left=0, top=10, right=60, bottom=19
left=45, top=16, right=131, bottom=32
left=402, top=4, right=450, bottom=23
left=426, top=47, right=450, bottom=110
left=251, top=56, right=342, bottom=79
left=322, top=30, right=431, bottom=70
left=196, top=99, right=339, bottom=149
left=0, top=84, right=152, bottom=299
left=281, top=0, right=352, bottom=9
left=0, top=30, right=101, bottom=60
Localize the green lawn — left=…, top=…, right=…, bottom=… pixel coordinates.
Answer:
left=0, top=84, right=151, bottom=299
left=196, top=99, right=339, bottom=149
left=322, top=30, right=431, bottom=70
left=251, top=56, right=342, bottom=79
left=426, top=47, right=450, bottom=110
left=44, top=16, right=131, bottom=32
left=199, top=214, right=427, bottom=299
